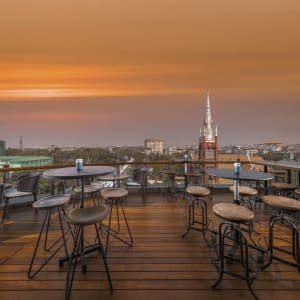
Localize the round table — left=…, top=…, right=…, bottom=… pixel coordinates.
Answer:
left=43, top=166, right=115, bottom=208
left=207, top=168, right=273, bottom=204
left=43, top=166, right=115, bottom=270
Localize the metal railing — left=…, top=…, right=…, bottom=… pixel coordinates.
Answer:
left=1, top=160, right=299, bottom=189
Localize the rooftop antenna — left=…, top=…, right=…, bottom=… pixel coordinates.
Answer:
left=19, top=136, right=23, bottom=152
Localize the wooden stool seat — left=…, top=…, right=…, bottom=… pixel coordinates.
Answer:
left=32, top=194, right=71, bottom=210
left=271, top=182, right=297, bottom=190
left=66, top=205, right=109, bottom=226
left=73, top=185, right=100, bottom=194
left=295, top=189, right=300, bottom=196
left=213, top=203, right=254, bottom=223
left=229, top=186, right=258, bottom=196
left=262, top=195, right=300, bottom=211
left=186, top=186, right=210, bottom=197
left=101, top=188, right=128, bottom=200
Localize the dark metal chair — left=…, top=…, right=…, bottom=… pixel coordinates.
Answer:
left=2, top=172, right=41, bottom=224
left=125, top=168, right=147, bottom=193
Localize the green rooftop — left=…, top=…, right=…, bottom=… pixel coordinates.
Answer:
left=0, top=156, right=53, bottom=167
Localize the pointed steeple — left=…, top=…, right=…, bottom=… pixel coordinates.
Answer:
left=200, top=89, right=217, bottom=142
left=204, top=89, right=212, bottom=126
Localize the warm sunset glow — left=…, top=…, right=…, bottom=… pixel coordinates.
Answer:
left=0, top=0, right=299, bottom=146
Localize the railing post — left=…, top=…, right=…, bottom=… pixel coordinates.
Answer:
left=297, top=171, right=300, bottom=186
left=287, top=169, right=292, bottom=184
left=264, top=165, right=269, bottom=194
left=144, top=163, right=148, bottom=188
left=3, top=163, right=10, bottom=184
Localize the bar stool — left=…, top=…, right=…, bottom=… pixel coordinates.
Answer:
left=295, top=189, right=300, bottom=199
left=101, top=188, right=133, bottom=253
left=73, top=185, right=101, bottom=207
left=262, top=195, right=300, bottom=273
left=28, top=194, right=71, bottom=279
left=211, top=203, right=258, bottom=299
left=271, top=182, right=296, bottom=197
left=163, top=171, right=178, bottom=194
left=182, top=186, right=210, bottom=238
left=229, top=185, right=258, bottom=209
left=65, top=205, right=113, bottom=300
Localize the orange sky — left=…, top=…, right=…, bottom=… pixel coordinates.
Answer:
left=0, top=0, right=299, bottom=146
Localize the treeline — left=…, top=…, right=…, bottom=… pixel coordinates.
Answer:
left=6, top=146, right=172, bottom=165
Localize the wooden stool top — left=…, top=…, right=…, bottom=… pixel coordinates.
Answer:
left=186, top=186, right=210, bottom=197
left=73, top=185, right=100, bottom=194
left=229, top=186, right=258, bottom=196
left=101, top=188, right=128, bottom=200
left=66, top=205, right=109, bottom=226
left=33, top=194, right=71, bottom=209
left=262, top=195, right=300, bottom=211
left=271, top=182, right=297, bottom=190
left=295, top=189, right=300, bottom=196
left=213, top=203, right=254, bottom=223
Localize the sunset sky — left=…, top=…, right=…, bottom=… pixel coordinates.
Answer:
left=0, top=0, right=299, bottom=147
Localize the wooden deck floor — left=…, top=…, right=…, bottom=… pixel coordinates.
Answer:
left=1, top=191, right=300, bottom=300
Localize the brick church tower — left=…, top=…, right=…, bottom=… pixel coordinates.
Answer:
left=198, top=90, right=218, bottom=172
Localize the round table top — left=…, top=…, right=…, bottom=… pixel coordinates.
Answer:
left=207, top=168, right=273, bottom=181
left=262, top=195, right=300, bottom=211
left=271, top=182, right=297, bottom=190
left=43, top=166, right=115, bottom=180
left=213, top=203, right=254, bottom=222
left=186, top=186, right=210, bottom=196
left=98, top=174, right=130, bottom=181
left=229, top=185, right=258, bottom=196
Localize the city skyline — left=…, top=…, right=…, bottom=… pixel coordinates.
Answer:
left=0, top=0, right=299, bottom=148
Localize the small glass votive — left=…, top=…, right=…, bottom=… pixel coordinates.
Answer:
left=76, top=158, right=83, bottom=171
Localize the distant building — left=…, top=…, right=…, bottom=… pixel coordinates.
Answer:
left=0, top=156, right=53, bottom=168
left=144, top=139, right=164, bottom=155
left=0, top=140, right=6, bottom=156
left=198, top=90, right=218, bottom=171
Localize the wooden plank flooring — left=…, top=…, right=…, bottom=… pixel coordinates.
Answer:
left=1, top=191, right=300, bottom=300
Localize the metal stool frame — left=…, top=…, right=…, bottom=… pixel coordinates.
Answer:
left=263, top=211, right=300, bottom=273
left=105, top=196, right=133, bottom=253
left=65, top=223, right=113, bottom=300
left=28, top=206, right=71, bottom=279
left=182, top=194, right=208, bottom=238
left=212, top=221, right=258, bottom=299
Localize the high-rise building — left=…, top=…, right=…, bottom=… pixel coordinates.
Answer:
left=198, top=90, right=218, bottom=171
left=144, top=139, right=164, bottom=155
left=0, top=140, right=6, bottom=156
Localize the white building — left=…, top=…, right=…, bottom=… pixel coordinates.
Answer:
left=144, top=139, right=164, bottom=155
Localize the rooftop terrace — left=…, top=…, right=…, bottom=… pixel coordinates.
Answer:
left=1, top=189, right=300, bottom=300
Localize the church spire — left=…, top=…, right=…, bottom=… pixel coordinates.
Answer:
left=200, top=89, right=217, bottom=142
